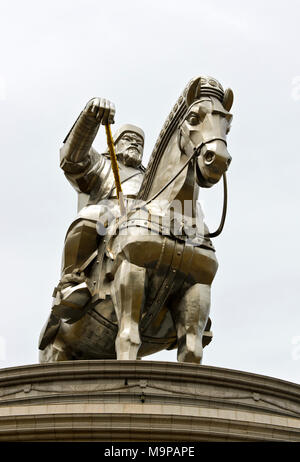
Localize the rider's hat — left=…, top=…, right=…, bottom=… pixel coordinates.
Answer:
left=112, top=124, right=145, bottom=145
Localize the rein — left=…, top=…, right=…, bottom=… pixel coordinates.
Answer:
left=205, top=172, right=227, bottom=238
left=106, top=127, right=229, bottom=252
left=177, top=126, right=228, bottom=238
left=132, top=129, right=228, bottom=239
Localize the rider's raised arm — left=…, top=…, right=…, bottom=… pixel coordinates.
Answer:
left=59, top=98, right=115, bottom=194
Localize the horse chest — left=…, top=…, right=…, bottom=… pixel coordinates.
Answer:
left=111, top=228, right=218, bottom=287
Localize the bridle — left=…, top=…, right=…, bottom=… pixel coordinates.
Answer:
left=106, top=121, right=229, bottom=243
left=177, top=124, right=228, bottom=158
left=137, top=126, right=229, bottom=238
left=176, top=125, right=228, bottom=238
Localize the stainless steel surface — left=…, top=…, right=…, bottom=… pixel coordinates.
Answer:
left=39, top=76, right=233, bottom=364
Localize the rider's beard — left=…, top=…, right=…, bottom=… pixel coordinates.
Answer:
left=120, top=147, right=142, bottom=167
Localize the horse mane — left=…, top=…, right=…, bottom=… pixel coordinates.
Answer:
left=137, top=78, right=197, bottom=201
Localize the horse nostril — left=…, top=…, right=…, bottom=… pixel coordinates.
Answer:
left=204, top=151, right=215, bottom=165
left=226, top=157, right=232, bottom=168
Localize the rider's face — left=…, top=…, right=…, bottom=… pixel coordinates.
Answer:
left=116, top=132, right=144, bottom=167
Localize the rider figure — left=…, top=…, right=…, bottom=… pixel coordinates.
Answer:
left=39, top=97, right=145, bottom=349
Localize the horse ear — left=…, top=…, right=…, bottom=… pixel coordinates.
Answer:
left=223, top=88, right=234, bottom=111
left=185, top=77, right=201, bottom=107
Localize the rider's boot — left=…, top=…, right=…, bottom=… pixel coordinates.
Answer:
left=38, top=270, right=91, bottom=351
left=51, top=270, right=91, bottom=323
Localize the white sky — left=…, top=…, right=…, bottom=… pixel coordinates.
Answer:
left=0, top=0, right=299, bottom=383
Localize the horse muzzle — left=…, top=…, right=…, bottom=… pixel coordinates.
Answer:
left=197, top=139, right=231, bottom=187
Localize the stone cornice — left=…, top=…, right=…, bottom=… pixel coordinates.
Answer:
left=0, top=361, right=299, bottom=441
left=0, top=361, right=299, bottom=400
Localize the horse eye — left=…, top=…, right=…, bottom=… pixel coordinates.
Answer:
left=187, top=114, right=199, bottom=125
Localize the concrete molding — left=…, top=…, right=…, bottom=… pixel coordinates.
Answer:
left=0, top=361, right=299, bottom=441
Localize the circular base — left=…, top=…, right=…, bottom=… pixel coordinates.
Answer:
left=0, top=360, right=299, bottom=441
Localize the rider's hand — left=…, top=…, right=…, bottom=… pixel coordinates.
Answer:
left=83, top=98, right=115, bottom=125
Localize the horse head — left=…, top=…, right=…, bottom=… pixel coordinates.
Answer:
left=179, top=76, right=233, bottom=188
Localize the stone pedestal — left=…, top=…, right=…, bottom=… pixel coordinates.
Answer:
left=0, top=360, right=299, bottom=441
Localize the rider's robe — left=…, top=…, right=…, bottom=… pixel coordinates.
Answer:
left=60, top=145, right=144, bottom=225
left=58, top=111, right=145, bottom=279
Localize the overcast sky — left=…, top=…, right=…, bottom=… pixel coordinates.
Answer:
left=0, top=0, right=299, bottom=384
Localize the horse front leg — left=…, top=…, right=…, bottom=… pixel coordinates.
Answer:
left=111, top=260, right=147, bottom=360
left=172, top=283, right=210, bottom=364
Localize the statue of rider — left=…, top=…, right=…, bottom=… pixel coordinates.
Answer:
left=39, top=97, right=145, bottom=349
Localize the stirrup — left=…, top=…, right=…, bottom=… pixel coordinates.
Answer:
left=52, top=281, right=91, bottom=324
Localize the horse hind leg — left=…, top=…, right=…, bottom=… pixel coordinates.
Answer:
left=111, top=260, right=147, bottom=360
left=171, top=283, right=211, bottom=364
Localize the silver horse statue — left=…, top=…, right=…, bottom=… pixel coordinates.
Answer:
left=39, top=76, right=233, bottom=364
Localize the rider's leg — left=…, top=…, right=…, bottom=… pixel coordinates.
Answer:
left=39, top=219, right=99, bottom=349
left=51, top=219, right=98, bottom=320
left=61, top=219, right=98, bottom=278
left=111, top=260, right=147, bottom=360
left=171, top=283, right=211, bottom=364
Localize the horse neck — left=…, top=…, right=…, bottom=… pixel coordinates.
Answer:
left=145, top=130, right=198, bottom=213
left=172, top=160, right=199, bottom=220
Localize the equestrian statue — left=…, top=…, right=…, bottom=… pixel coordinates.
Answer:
left=39, top=76, right=234, bottom=364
